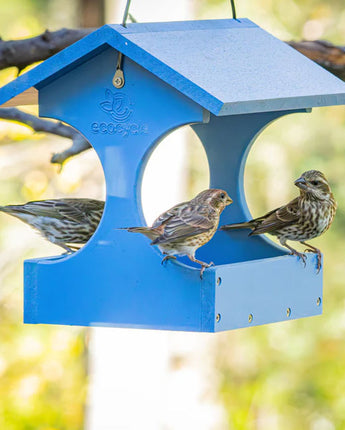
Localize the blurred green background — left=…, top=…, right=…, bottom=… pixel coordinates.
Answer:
left=1, top=1, right=345, bottom=429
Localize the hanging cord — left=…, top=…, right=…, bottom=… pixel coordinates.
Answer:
left=121, top=0, right=132, bottom=27
left=113, top=0, right=132, bottom=88
left=230, top=0, right=237, bottom=20
left=128, top=13, right=137, bottom=23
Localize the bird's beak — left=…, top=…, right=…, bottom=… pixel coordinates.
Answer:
left=226, top=196, right=233, bottom=205
left=294, top=176, right=308, bottom=190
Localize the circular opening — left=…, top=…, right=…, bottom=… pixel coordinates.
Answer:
left=0, top=114, right=105, bottom=257
left=216, top=313, right=221, bottom=323
left=244, top=108, right=341, bottom=249
left=217, top=277, right=222, bottom=286
left=317, top=297, right=322, bottom=306
left=141, top=125, right=210, bottom=225
left=248, top=313, right=253, bottom=323
left=286, top=307, right=291, bottom=317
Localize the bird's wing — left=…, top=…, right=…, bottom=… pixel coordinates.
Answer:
left=152, top=204, right=216, bottom=245
left=18, top=199, right=104, bottom=223
left=250, top=197, right=300, bottom=235
left=151, top=201, right=186, bottom=229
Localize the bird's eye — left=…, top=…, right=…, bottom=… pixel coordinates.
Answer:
left=311, top=180, right=320, bottom=186
left=220, top=193, right=225, bottom=199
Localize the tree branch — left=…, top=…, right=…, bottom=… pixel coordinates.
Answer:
left=0, top=108, right=91, bottom=165
left=0, top=28, right=93, bottom=72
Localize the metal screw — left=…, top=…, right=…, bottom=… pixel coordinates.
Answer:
left=216, top=313, right=221, bottom=323
left=113, top=76, right=124, bottom=88
left=317, top=297, right=322, bottom=306
left=217, top=277, right=222, bottom=286
left=286, top=307, right=291, bottom=317
left=248, top=313, right=253, bottom=323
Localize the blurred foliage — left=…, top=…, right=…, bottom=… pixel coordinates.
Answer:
left=1, top=0, right=345, bottom=429
left=191, top=1, right=345, bottom=429
left=0, top=121, right=104, bottom=430
left=211, top=107, right=345, bottom=430
left=0, top=1, right=104, bottom=429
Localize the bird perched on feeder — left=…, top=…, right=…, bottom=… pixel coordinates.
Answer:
left=0, top=198, right=104, bottom=253
left=220, top=170, right=336, bottom=272
left=123, top=189, right=232, bottom=278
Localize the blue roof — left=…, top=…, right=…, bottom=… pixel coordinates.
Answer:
left=2, top=18, right=345, bottom=115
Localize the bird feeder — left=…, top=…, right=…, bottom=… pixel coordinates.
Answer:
left=1, top=19, right=345, bottom=332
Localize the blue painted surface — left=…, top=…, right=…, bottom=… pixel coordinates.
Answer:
left=2, top=19, right=345, bottom=115
left=214, top=254, right=323, bottom=332
left=0, top=19, right=334, bottom=331
left=20, top=46, right=324, bottom=331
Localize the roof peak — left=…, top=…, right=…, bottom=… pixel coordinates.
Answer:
left=108, top=18, right=257, bottom=34
left=1, top=18, right=345, bottom=115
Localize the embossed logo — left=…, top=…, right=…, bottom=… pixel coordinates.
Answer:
left=99, top=89, right=133, bottom=123
left=92, top=89, right=149, bottom=137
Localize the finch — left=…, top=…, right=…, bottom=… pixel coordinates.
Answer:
left=0, top=198, right=104, bottom=252
left=220, top=170, right=336, bottom=271
left=124, top=189, right=232, bottom=278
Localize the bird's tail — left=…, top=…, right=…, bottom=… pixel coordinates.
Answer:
left=0, top=205, right=39, bottom=228
left=220, top=221, right=254, bottom=231
left=0, top=205, right=20, bottom=215
left=119, top=226, right=158, bottom=240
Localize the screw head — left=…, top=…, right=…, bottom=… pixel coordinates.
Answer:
left=286, top=307, right=291, bottom=317
left=317, top=297, right=322, bottom=306
left=216, top=313, right=221, bottom=323
left=114, top=76, right=124, bottom=87
left=248, top=313, right=253, bottom=323
left=216, top=277, right=222, bottom=286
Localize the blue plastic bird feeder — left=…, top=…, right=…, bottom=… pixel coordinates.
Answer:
left=1, top=19, right=345, bottom=332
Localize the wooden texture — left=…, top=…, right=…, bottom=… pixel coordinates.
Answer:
left=2, top=88, right=38, bottom=106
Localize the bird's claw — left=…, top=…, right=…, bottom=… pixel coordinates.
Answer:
left=303, top=249, right=322, bottom=273
left=161, top=255, right=176, bottom=265
left=199, top=262, right=214, bottom=279
left=304, top=248, right=312, bottom=253
left=290, top=251, right=307, bottom=267
left=314, top=251, right=322, bottom=273
left=316, top=255, right=322, bottom=274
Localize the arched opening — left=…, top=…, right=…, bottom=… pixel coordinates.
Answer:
left=0, top=112, right=106, bottom=257
left=244, top=107, right=340, bottom=251
left=141, top=125, right=210, bottom=225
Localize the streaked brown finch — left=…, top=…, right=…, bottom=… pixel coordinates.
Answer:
left=124, top=189, right=233, bottom=278
left=0, top=198, right=104, bottom=252
left=220, top=170, right=336, bottom=272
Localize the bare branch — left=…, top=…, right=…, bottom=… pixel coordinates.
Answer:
left=0, top=28, right=93, bottom=72
left=288, top=40, right=345, bottom=81
left=0, top=107, right=91, bottom=165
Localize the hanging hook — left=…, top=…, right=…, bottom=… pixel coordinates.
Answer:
left=230, top=0, right=237, bottom=20
left=113, top=52, right=125, bottom=88
left=113, top=0, right=132, bottom=88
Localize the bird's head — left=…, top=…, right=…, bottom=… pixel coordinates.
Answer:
left=194, top=189, right=233, bottom=212
left=294, top=170, right=332, bottom=201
